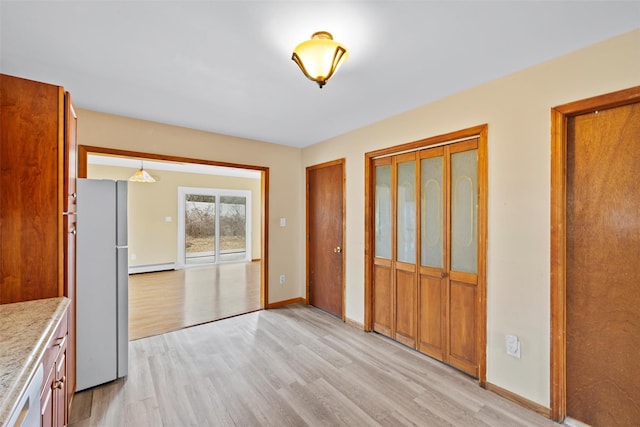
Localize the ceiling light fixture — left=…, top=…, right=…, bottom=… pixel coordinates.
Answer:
left=128, top=160, right=156, bottom=183
left=291, top=31, right=348, bottom=89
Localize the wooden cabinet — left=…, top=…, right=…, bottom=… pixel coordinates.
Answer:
left=41, top=308, right=69, bottom=427
left=0, top=74, right=77, bottom=423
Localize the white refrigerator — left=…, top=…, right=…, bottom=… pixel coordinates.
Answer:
left=75, top=178, right=129, bottom=391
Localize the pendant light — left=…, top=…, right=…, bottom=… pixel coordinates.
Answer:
left=291, top=31, right=348, bottom=88
left=128, top=160, right=156, bottom=183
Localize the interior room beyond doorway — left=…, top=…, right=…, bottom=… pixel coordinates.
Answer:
left=79, top=147, right=268, bottom=340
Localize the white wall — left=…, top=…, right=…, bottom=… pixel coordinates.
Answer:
left=301, top=29, right=640, bottom=406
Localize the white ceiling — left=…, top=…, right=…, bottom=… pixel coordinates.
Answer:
left=1, top=1, right=638, bottom=148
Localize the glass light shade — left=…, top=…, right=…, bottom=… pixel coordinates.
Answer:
left=128, top=167, right=156, bottom=183
left=292, top=31, right=348, bottom=88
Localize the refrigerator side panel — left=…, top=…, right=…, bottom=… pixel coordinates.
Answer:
left=116, top=179, right=129, bottom=378
left=76, top=179, right=118, bottom=391
left=116, top=246, right=128, bottom=377
left=116, top=180, right=128, bottom=246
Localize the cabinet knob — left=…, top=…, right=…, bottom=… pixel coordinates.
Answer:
left=72, top=192, right=77, bottom=200
left=53, top=380, right=63, bottom=389
left=70, top=229, right=76, bottom=235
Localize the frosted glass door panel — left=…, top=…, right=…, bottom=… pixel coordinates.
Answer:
left=375, top=165, right=392, bottom=259
left=397, top=161, right=416, bottom=263
left=451, top=150, right=478, bottom=273
left=421, top=157, right=443, bottom=268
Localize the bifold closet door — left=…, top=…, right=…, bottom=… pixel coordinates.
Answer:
left=394, top=153, right=418, bottom=347
left=373, top=158, right=393, bottom=336
left=371, top=139, right=479, bottom=378
left=446, top=141, right=479, bottom=376
left=418, top=148, right=446, bottom=361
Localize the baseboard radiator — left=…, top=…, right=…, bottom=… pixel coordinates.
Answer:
left=128, top=263, right=176, bottom=275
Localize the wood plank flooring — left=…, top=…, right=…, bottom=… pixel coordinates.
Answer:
left=128, top=261, right=261, bottom=340
left=70, top=304, right=558, bottom=427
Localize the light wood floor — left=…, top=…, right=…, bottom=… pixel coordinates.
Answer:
left=128, top=261, right=261, bottom=340
left=70, top=304, right=558, bottom=427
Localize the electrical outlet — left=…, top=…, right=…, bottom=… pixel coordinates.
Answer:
left=506, top=335, right=521, bottom=358
left=279, top=275, right=286, bottom=285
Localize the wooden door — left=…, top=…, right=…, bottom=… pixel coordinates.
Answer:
left=307, top=159, right=345, bottom=318
left=565, top=101, right=640, bottom=425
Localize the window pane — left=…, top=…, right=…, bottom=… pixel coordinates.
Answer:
left=185, top=194, right=216, bottom=264
left=451, top=150, right=478, bottom=273
left=397, top=161, right=416, bottom=263
left=421, top=156, right=443, bottom=268
left=375, top=165, right=392, bottom=259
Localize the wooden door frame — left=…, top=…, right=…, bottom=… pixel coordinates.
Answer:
left=305, top=158, right=346, bottom=320
left=78, top=145, right=269, bottom=309
left=364, top=124, right=488, bottom=386
left=550, top=86, right=640, bottom=422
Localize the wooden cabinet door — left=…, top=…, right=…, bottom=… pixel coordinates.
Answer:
left=65, top=92, right=77, bottom=214
left=64, top=213, right=76, bottom=411
left=41, top=369, right=54, bottom=427
left=54, top=344, right=68, bottom=427
left=0, top=74, right=63, bottom=303
left=63, top=91, right=77, bottom=412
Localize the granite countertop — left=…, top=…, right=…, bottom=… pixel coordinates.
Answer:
left=0, top=297, right=70, bottom=427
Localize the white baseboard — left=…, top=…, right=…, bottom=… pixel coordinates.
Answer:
left=128, top=263, right=176, bottom=275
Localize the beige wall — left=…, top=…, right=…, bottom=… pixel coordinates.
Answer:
left=77, top=110, right=304, bottom=304
left=77, top=29, right=640, bottom=408
left=302, top=29, right=640, bottom=407
left=86, top=164, right=261, bottom=267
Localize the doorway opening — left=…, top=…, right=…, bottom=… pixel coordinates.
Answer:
left=78, top=145, right=269, bottom=340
